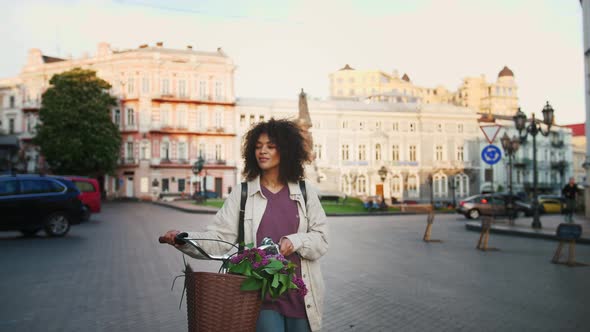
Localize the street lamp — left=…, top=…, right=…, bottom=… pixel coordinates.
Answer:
left=513, top=102, right=555, bottom=229
left=192, top=155, right=205, bottom=201
left=378, top=166, right=388, bottom=182
left=500, top=132, right=520, bottom=224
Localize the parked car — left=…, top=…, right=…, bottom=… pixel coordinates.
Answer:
left=64, top=176, right=101, bottom=221
left=456, top=194, right=533, bottom=219
left=537, top=195, right=565, bottom=214
left=0, top=174, right=86, bottom=237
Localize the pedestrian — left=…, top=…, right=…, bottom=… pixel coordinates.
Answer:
left=160, top=118, right=329, bottom=332
left=561, top=177, right=578, bottom=223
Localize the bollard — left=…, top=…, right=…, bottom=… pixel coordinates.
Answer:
left=422, top=207, right=442, bottom=243
left=551, top=223, right=587, bottom=267
left=476, top=216, right=499, bottom=251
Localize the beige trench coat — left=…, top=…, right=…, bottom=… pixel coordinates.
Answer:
left=178, top=176, right=329, bottom=331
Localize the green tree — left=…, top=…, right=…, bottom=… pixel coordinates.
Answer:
left=34, top=68, right=121, bottom=176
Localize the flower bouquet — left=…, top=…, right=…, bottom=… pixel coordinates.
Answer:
left=227, top=243, right=308, bottom=300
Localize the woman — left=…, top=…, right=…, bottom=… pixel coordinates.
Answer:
left=161, top=118, right=329, bottom=332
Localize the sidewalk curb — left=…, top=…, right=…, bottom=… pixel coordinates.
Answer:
left=465, top=222, right=590, bottom=245
left=149, top=201, right=217, bottom=214
left=147, top=201, right=455, bottom=217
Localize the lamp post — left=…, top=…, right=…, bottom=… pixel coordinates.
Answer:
left=500, top=132, right=520, bottom=224
left=192, top=155, right=205, bottom=201
left=513, top=102, right=555, bottom=229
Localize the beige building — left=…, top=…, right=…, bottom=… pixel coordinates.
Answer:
left=329, top=64, right=518, bottom=117
left=3, top=42, right=238, bottom=199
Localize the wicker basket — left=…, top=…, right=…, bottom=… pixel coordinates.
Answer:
left=185, top=270, right=262, bottom=332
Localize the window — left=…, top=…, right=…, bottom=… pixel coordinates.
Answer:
left=249, top=115, right=255, bottom=125
left=8, top=118, right=15, bottom=134
left=392, top=122, right=399, bottom=132
left=215, top=109, right=223, bottom=128
left=409, top=122, right=416, bottom=132
left=178, top=179, right=186, bottom=192
left=160, top=108, right=170, bottom=127
left=455, top=173, right=469, bottom=197
left=485, top=168, right=493, bottom=182
left=114, top=110, right=120, bottom=126
left=342, top=120, right=348, bottom=129
left=456, top=146, right=464, bottom=161
left=215, top=81, right=224, bottom=100
left=162, top=178, right=169, bottom=192
left=357, top=175, right=367, bottom=194
left=437, top=124, right=443, bottom=132
left=161, top=79, right=170, bottom=95
left=458, top=124, right=464, bottom=133
left=433, top=173, right=448, bottom=197
left=240, top=114, right=246, bottom=126
left=408, top=175, right=418, bottom=197
left=21, top=180, right=63, bottom=194
left=140, top=141, right=150, bottom=160
left=142, top=77, right=149, bottom=94
left=199, top=80, right=207, bottom=98
left=0, top=180, right=19, bottom=196
left=177, top=108, right=187, bottom=128
left=376, top=121, right=381, bottom=130
left=126, top=142, right=133, bottom=160
left=178, top=80, right=186, bottom=97
left=342, top=144, right=350, bottom=161
left=375, top=144, right=382, bottom=161
left=259, top=115, right=265, bottom=122
left=359, top=121, right=365, bottom=130
left=435, top=146, right=443, bottom=161
left=9, top=96, right=15, bottom=108
left=127, top=77, right=134, bottom=94
left=161, top=141, right=170, bottom=160
left=391, top=175, right=402, bottom=194
left=215, top=144, right=222, bottom=160
left=127, top=108, right=135, bottom=126
left=358, top=145, right=366, bottom=160
left=74, top=181, right=96, bottom=193
left=314, top=144, right=323, bottom=160
left=409, top=145, right=417, bottom=161
left=178, top=142, right=187, bottom=161
left=392, top=145, right=400, bottom=161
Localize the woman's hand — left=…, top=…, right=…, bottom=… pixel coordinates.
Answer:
left=279, top=238, right=295, bottom=256
left=161, top=230, right=181, bottom=246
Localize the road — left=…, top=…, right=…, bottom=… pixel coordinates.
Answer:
left=0, top=202, right=589, bottom=331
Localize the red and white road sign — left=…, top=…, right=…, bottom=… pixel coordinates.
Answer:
left=480, top=125, right=502, bottom=144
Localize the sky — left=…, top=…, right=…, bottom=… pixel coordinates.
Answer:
left=0, top=0, right=586, bottom=124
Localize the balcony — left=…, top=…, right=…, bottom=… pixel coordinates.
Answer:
left=207, top=159, right=226, bottom=165
left=550, top=161, right=567, bottom=171
left=551, top=140, right=564, bottom=148
left=513, top=158, right=532, bottom=168
left=23, top=100, right=41, bottom=111
left=119, top=157, right=138, bottom=165
left=151, top=94, right=235, bottom=105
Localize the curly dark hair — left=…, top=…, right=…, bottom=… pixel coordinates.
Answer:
left=242, top=118, right=310, bottom=183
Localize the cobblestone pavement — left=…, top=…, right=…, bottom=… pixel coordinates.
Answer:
left=0, top=202, right=589, bottom=332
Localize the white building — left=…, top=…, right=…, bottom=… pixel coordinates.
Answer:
left=236, top=98, right=481, bottom=204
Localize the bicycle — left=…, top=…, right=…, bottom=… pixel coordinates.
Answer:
left=158, top=233, right=279, bottom=332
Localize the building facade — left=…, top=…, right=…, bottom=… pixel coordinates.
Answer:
left=329, top=65, right=518, bottom=117
left=236, top=98, right=481, bottom=204
left=581, top=0, right=590, bottom=217
left=3, top=42, right=238, bottom=199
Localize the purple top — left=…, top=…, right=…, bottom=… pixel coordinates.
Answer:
left=256, top=185, right=306, bottom=319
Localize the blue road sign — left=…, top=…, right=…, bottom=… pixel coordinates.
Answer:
left=481, top=145, right=502, bottom=165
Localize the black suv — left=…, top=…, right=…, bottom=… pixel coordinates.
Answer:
left=0, top=175, right=86, bottom=237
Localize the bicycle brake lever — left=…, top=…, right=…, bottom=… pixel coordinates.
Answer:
left=175, top=232, right=189, bottom=245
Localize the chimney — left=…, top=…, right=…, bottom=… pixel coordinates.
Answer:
left=139, top=44, right=148, bottom=49
left=97, top=42, right=112, bottom=57
left=156, top=42, right=163, bottom=47
left=187, top=45, right=193, bottom=50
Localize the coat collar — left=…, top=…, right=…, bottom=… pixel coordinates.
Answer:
left=247, top=176, right=303, bottom=199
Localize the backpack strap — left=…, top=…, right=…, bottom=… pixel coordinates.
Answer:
left=238, top=182, right=247, bottom=252
left=299, top=180, right=307, bottom=205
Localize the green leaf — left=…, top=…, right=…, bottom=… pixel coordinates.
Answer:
left=252, top=271, right=264, bottom=280
left=261, top=279, right=268, bottom=300
left=278, top=274, right=289, bottom=286
left=240, top=277, right=262, bottom=291
left=271, top=274, right=279, bottom=288
left=245, top=243, right=254, bottom=249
